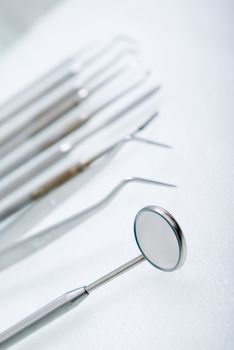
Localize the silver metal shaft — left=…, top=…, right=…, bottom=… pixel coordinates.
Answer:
left=0, top=177, right=175, bottom=269
left=0, top=113, right=164, bottom=221
left=0, top=48, right=133, bottom=154
left=0, top=135, right=162, bottom=221
left=0, top=69, right=148, bottom=180
left=0, top=79, right=85, bottom=149
left=86, top=255, right=145, bottom=292
left=0, top=59, right=82, bottom=126
left=0, top=255, right=144, bottom=348
left=0, top=36, right=133, bottom=125
left=0, top=287, right=88, bottom=349
left=0, top=86, right=160, bottom=204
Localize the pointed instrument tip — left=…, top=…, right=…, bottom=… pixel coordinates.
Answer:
left=137, top=111, right=159, bottom=133
left=149, top=180, right=177, bottom=188
left=126, top=176, right=177, bottom=189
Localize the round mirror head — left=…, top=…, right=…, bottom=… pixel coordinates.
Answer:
left=134, top=206, right=186, bottom=271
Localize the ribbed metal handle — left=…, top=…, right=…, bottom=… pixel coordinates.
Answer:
left=0, top=114, right=88, bottom=179
left=31, top=161, right=88, bottom=200
left=0, top=151, right=88, bottom=220
left=0, top=143, right=72, bottom=200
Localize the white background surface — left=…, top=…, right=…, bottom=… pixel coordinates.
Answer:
left=0, top=0, right=233, bottom=349
left=0, top=0, right=59, bottom=52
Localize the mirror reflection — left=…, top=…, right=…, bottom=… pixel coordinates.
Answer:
left=134, top=207, right=180, bottom=271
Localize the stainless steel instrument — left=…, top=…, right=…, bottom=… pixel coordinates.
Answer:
left=0, top=176, right=175, bottom=270
left=0, top=47, right=136, bottom=156
left=0, top=70, right=150, bottom=180
left=0, top=206, right=186, bottom=348
left=0, top=84, right=161, bottom=201
left=0, top=112, right=169, bottom=220
left=0, top=36, right=133, bottom=125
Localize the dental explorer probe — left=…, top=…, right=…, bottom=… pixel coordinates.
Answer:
left=0, top=70, right=150, bottom=180
left=0, top=176, right=176, bottom=270
left=0, top=206, right=186, bottom=348
left=0, top=47, right=136, bottom=151
left=0, top=84, right=161, bottom=200
left=0, top=36, right=134, bottom=125
left=0, top=113, right=169, bottom=220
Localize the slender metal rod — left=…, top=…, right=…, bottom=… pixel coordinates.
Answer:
left=0, top=62, right=128, bottom=160
left=0, top=87, right=160, bottom=203
left=133, top=136, right=171, bottom=149
left=86, top=255, right=145, bottom=293
left=0, top=113, right=166, bottom=220
left=0, top=48, right=134, bottom=152
left=0, top=69, right=148, bottom=180
left=0, top=287, right=88, bottom=348
left=0, top=255, right=144, bottom=347
left=0, top=44, right=96, bottom=125
left=0, top=176, right=175, bottom=269
left=81, top=48, right=136, bottom=90
left=0, top=36, right=134, bottom=126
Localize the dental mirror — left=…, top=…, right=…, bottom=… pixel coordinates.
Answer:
left=0, top=206, right=186, bottom=348
left=134, top=206, right=185, bottom=271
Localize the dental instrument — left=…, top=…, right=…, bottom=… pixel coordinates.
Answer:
left=0, top=113, right=169, bottom=220
left=0, top=70, right=150, bottom=180
left=0, top=84, right=161, bottom=201
left=0, top=205, right=186, bottom=348
left=0, top=176, right=175, bottom=270
left=0, top=36, right=134, bottom=125
left=0, top=47, right=136, bottom=153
